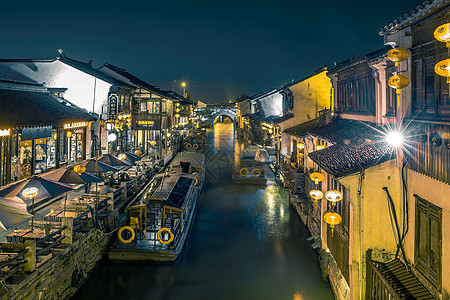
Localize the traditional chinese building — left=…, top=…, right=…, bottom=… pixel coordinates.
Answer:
left=0, top=80, right=96, bottom=184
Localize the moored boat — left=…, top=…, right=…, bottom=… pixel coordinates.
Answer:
left=108, top=151, right=205, bottom=263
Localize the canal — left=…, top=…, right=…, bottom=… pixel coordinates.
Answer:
left=73, top=122, right=334, bottom=300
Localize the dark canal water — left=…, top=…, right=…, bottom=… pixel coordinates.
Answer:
left=73, top=123, right=334, bottom=300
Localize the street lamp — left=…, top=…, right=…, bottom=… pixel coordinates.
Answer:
left=181, top=82, right=186, bottom=97
left=22, top=187, right=39, bottom=230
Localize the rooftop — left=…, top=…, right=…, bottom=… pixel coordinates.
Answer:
left=379, top=0, right=450, bottom=36
left=308, top=142, right=394, bottom=178
left=0, top=86, right=96, bottom=129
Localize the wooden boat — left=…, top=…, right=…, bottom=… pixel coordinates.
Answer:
left=108, top=151, right=205, bottom=263
left=232, top=145, right=267, bottom=185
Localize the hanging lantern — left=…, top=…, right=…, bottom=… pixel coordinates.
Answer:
left=135, top=150, right=142, bottom=156
left=387, top=48, right=409, bottom=66
left=66, top=131, right=72, bottom=138
left=118, top=153, right=127, bottom=161
left=175, top=114, right=180, bottom=118
left=297, top=153, right=304, bottom=158
left=297, top=143, right=304, bottom=149
left=435, top=59, right=450, bottom=83
left=434, top=23, right=450, bottom=47
left=309, top=190, right=324, bottom=202
left=310, top=172, right=324, bottom=185
left=52, top=131, right=58, bottom=140
left=388, top=75, right=410, bottom=93
left=324, top=212, right=342, bottom=236
left=325, top=190, right=343, bottom=205
left=316, top=145, right=326, bottom=150
left=74, top=165, right=86, bottom=175
left=22, top=187, right=39, bottom=199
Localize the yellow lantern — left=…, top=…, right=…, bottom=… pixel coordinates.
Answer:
left=66, top=131, right=72, bottom=138
left=324, top=212, right=342, bottom=236
left=388, top=75, right=410, bottom=93
left=297, top=143, right=304, bottom=149
left=175, top=114, right=180, bottom=118
left=150, top=141, right=157, bottom=146
left=74, top=165, right=86, bottom=175
left=309, top=190, right=324, bottom=202
left=135, top=150, right=142, bottom=156
left=310, top=172, right=324, bottom=185
left=297, top=153, right=304, bottom=158
left=22, top=187, right=39, bottom=199
left=435, top=59, right=450, bottom=83
left=118, top=153, right=127, bottom=161
left=387, top=48, right=409, bottom=66
left=434, top=23, right=450, bottom=47
left=325, top=190, right=343, bottom=205
left=316, top=145, right=326, bottom=150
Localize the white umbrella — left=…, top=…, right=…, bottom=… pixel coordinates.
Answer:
left=0, top=197, right=32, bottom=231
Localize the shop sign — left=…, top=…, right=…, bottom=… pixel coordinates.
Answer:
left=0, top=129, right=11, bottom=137
left=63, top=122, right=88, bottom=130
left=108, top=94, right=118, bottom=120
left=132, top=116, right=161, bottom=130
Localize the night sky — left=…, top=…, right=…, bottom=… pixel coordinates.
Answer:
left=1, top=0, right=425, bottom=103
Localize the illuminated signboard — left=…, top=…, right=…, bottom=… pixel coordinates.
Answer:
left=137, top=120, right=155, bottom=126
left=63, top=122, right=88, bottom=129
left=108, top=94, right=118, bottom=120
left=0, top=129, right=11, bottom=137
left=133, top=116, right=160, bottom=130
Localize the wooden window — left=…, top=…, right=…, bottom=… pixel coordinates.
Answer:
left=414, top=195, right=442, bottom=290
left=412, top=44, right=450, bottom=118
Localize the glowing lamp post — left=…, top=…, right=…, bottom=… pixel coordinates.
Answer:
left=309, top=189, right=324, bottom=203
left=22, top=187, right=39, bottom=230
left=310, top=172, right=324, bottom=185
left=324, top=212, right=342, bottom=236
left=434, top=23, right=450, bottom=47
left=181, top=82, right=186, bottom=97
left=325, top=190, right=343, bottom=206
left=74, top=165, right=86, bottom=175
left=386, top=131, right=404, bottom=148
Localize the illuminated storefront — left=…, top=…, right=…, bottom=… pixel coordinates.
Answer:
left=0, top=82, right=96, bottom=184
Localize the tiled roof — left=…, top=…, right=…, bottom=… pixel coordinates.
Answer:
left=308, top=142, right=394, bottom=177
left=327, top=47, right=391, bottom=74
left=0, top=88, right=96, bottom=128
left=379, top=0, right=450, bottom=35
left=273, top=113, right=294, bottom=124
left=308, top=118, right=380, bottom=145
left=60, top=56, right=129, bottom=87
left=283, top=117, right=323, bottom=137
left=101, top=64, right=176, bottom=100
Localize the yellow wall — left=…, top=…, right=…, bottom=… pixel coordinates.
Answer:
left=339, top=159, right=402, bottom=299
left=405, top=169, right=450, bottom=296
left=282, top=71, right=333, bottom=129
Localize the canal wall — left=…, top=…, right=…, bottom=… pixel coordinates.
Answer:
left=289, top=194, right=350, bottom=300
left=0, top=225, right=111, bottom=300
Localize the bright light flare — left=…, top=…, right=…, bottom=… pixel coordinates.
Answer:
left=386, top=131, right=404, bottom=147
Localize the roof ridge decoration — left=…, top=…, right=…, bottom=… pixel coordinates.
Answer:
left=379, top=0, right=450, bottom=36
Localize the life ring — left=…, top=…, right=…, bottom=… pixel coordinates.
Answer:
left=186, top=143, right=192, bottom=148
left=118, top=226, right=135, bottom=244
left=157, top=228, right=174, bottom=245
left=240, top=168, right=249, bottom=177
left=252, top=168, right=261, bottom=177
left=193, top=143, right=199, bottom=150
left=193, top=172, right=201, bottom=186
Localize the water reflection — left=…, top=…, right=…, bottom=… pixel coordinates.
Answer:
left=73, top=122, right=333, bottom=300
